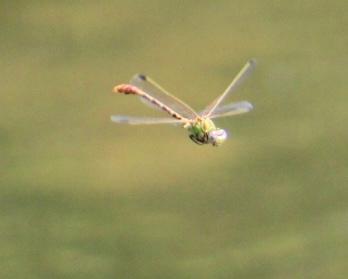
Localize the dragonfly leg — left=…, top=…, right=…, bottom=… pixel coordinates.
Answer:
left=189, top=134, right=205, bottom=145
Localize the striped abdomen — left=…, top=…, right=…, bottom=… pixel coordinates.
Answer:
left=113, top=84, right=187, bottom=121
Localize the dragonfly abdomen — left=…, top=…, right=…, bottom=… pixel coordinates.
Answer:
left=114, top=84, right=187, bottom=121
left=114, top=84, right=139, bottom=95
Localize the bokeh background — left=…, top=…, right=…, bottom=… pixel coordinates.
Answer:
left=1, top=1, right=347, bottom=278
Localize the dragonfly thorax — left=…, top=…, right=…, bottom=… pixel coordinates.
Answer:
left=187, top=118, right=227, bottom=146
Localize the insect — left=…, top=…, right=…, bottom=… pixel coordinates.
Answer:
left=111, top=60, right=256, bottom=146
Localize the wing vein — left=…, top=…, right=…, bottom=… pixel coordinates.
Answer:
left=202, top=59, right=256, bottom=117
left=130, top=74, right=199, bottom=120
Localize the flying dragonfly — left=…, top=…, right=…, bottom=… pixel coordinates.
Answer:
left=111, top=60, right=256, bottom=146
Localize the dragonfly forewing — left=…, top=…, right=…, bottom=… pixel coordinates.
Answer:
left=201, top=59, right=256, bottom=117
left=201, top=101, right=253, bottom=119
left=111, top=115, right=185, bottom=125
left=130, top=74, right=199, bottom=120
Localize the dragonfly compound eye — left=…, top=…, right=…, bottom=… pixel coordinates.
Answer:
left=208, top=129, right=228, bottom=146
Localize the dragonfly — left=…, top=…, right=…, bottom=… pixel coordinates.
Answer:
left=111, top=59, right=256, bottom=146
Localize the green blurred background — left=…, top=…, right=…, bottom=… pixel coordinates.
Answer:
left=1, top=1, right=347, bottom=278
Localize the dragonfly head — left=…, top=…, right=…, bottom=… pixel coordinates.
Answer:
left=208, top=128, right=228, bottom=146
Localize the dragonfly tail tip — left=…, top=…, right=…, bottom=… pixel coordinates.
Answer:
left=112, top=85, right=121, bottom=93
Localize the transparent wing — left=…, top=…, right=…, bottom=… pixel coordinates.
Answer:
left=130, top=74, right=198, bottom=120
left=201, top=59, right=256, bottom=117
left=202, top=101, right=253, bottom=119
left=139, top=96, right=163, bottom=112
left=111, top=115, right=184, bottom=125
